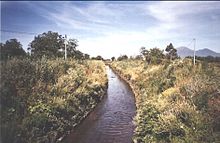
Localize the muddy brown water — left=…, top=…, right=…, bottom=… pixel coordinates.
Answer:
left=63, top=66, right=136, bottom=143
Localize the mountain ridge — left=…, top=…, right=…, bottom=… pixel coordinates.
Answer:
left=176, top=47, right=220, bottom=58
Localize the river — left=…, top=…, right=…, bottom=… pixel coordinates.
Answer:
left=63, top=66, right=136, bottom=143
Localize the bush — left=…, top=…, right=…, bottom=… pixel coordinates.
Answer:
left=111, top=59, right=220, bottom=142
left=0, top=57, right=108, bottom=142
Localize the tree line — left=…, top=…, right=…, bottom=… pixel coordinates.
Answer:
left=0, top=32, right=178, bottom=62
left=2, top=32, right=219, bottom=63
left=186, top=56, right=220, bottom=63
left=113, top=43, right=178, bottom=64
left=0, top=31, right=92, bottom=60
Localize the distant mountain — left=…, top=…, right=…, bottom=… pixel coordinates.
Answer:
left=176, top=47, right=220, bottom=58
left=196, top=48, right=220, bottom=57
left=176, top=47, right=194, bottom=58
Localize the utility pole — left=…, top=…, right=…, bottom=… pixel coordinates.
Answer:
left=64, top=34, right=67, bottom=60
left=193, top=38, right=196, bottom=66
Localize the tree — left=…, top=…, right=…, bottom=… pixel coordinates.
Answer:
left=140, top=47, right=151, bottom=63
left=84, top=54, right=90, bottom=59
left=96, top=55, right=103, bottom=60
left=111, top=57, right=115, bottom=61
left=74, top=50, right=84, bottom=59
left=140, top=47, right=164, bottom=64
left=28, top=31, right=64, bottom=58
left=129, top=56, right=134, bottom=60
left=65, top=38, right=79, bottom=58
left=0, top=39, right=26, bottom=60
left=140, top=47, right=148, bottom=56
left=117, top=55, right=128, bottom=61
left=28, top=31, right=82, bottom=59
left=91, top=55, right=103, bottom=60
left=165, top=43, right=178, bottom=60
left=134, top=55, right=143, bottom=60
left=150, top=48, right=164, bottom=64
left=0, top=43, right=5, bottom=60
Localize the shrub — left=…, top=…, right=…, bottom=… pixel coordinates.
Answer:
left=0, top=58, right=108, bottom=142
left=111, top=59, right=220, bottom=142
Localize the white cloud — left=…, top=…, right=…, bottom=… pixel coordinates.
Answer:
left=147, top=1, right=220, bottom=22
left=3, top=1, right=220, bottom=56
left=75, top=1, right=220, bottom=58
left=39, top=2, right=124, bottom=32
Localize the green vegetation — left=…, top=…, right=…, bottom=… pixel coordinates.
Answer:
left=28, top=31, right=90, bottom=60
left=0, top=57, right=108, bottom=143
left=165, top=43, right=178, bottom=61
left=111, top=56, right=115, bottom=61
left=140, top=47, right=167, bottom=64
left=1, top=31, right=90, bottom=61
left=111, top=55, right=220, bottom=142
left=188, top=56, right=220, bottom=64
left=117, top=55, right=128, bottom=61
left=0, top=39, right=26, bottom=60
left=1, top=29, right=219, bottom=143
left=1, top=31, right=110, bottom=142
left=91, top=55, right=104, bottom=60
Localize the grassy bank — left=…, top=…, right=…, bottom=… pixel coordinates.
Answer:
left=111, top=59, right=220, bottom=143
left=0, top=57, right=108, bottom=143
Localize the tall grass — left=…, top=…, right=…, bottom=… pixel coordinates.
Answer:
left=111, top=59, right=220, bottom=142
left=0, top=57, right=108, bottom=143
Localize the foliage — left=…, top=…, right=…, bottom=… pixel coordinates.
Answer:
left=0, top=57, right=108, bottom=143
left=165, top=43, right=178, bottom=60
left=111, top=58, right=220, bottom=142
left=84, top=54, right=90, bottom=59
left=117, top=55, right=128, bottom=61
left=149, top=48, right=165, bottom=64
left=0, top=39, right=26, bottom=60
left=140, top=47, right=150, bottom=64
left=134, top=55, right=143, bottom=60
left=187, top=56, right=220, bottom=63
left=140, top=47, right=165, bottom=64
left=91, top=55, right=103, bottom=60
left=66, top=38, right=78, bottom=56
left=28, top=31, right=64, bottom=58
left=27, top=31, right=89, bottom=60
left=111, top=56, right=115, bottom=61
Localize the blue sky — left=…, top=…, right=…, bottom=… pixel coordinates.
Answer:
left=1, top=1, right=220, bottom=58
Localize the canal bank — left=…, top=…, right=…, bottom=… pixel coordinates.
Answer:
left=63, top=66, right=136, bottom=143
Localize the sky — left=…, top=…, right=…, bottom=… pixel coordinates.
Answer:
left=1, top=1, right=220, bottom=59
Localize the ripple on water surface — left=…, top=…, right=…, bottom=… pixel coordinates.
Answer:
left=64, top=67, right=136, bottom=143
